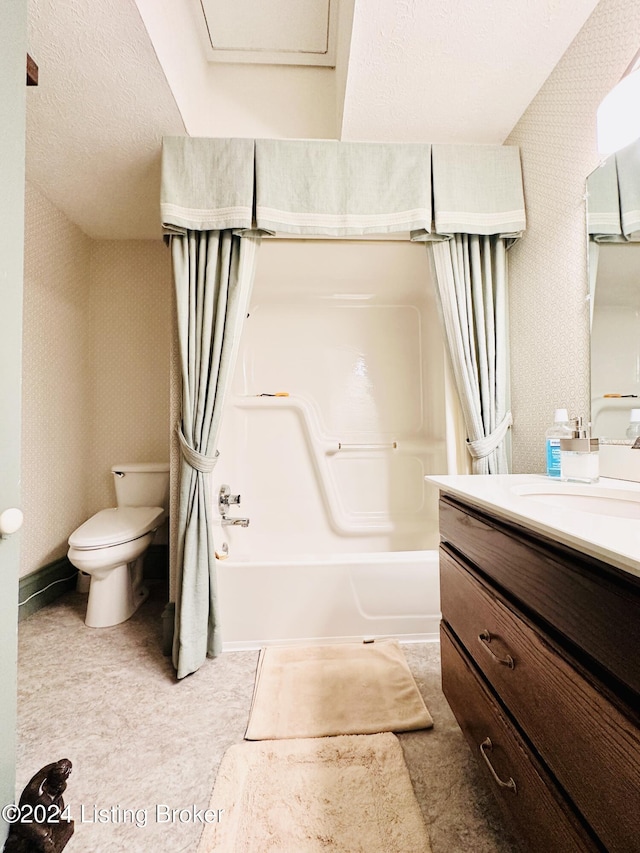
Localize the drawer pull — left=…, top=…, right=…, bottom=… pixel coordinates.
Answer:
left=478, top=629, right=515, bottom=669
left=479, top=737, right=518, bottom=794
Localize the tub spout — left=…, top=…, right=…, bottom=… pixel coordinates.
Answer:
left=221, top=516, right=250, bottom=528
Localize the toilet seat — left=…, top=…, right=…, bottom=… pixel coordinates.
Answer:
left=68, top=506, right=165, bottom=550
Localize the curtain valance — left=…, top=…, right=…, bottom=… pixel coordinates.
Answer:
left=161, top=137, right=255, bottom=234
left=255, top=139, right=432, bottom=237
left=588, top=137, right=640, bottom=242
left=161, top=137, right=526, bottom=240
left=429, top=144, right=525, bottom=240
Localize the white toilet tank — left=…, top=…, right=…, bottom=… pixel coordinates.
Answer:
left=111, top=463, right=169, bottom=510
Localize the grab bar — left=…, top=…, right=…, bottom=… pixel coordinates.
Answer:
left=337, top=441, right=397, bottom=450
left=326, top=439, right=437, bottom=454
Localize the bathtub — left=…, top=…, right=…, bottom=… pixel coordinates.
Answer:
left=217, top=549, right=441, bottom=651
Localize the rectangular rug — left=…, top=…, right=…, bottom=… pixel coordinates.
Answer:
left=244, top=638, right=433, bottom=740
left=197, top=732, right=432, bottom=853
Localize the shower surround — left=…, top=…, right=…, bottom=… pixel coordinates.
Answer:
left=212, top=238, right=458, bottom=649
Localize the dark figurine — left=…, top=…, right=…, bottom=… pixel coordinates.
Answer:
left=3, top=759, right=74, bottom=853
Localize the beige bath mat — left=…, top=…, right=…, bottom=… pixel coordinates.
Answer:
left=245, top=639, right=433, bottom=740
left=197, top=732, right=432, bottom=853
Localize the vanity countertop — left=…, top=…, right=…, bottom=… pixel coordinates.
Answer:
left=426, top=473, right=640, bottom=580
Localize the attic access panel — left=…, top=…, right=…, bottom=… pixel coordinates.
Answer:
left=199, top=0, right=337, bottom=66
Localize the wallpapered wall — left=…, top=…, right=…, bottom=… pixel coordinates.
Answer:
left=21, top=182, right=171, bottom=578
left=87, top=241, right=171, bottom=516
left=507, top=0, right=640, bottom=473
left=22, top=183, right=91, bottom=577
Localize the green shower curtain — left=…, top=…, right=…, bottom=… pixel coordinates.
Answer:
left=430, top=234, right=512, bottom=474
left=424, top=144, right=525, bottom=473
left=171, top=229, right=260, bottom=679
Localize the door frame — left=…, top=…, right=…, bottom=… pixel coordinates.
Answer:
left=0, top=0, right=28, bottom=840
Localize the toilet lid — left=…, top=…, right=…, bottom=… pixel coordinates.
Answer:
left=68, top=506, right=165, bottom=549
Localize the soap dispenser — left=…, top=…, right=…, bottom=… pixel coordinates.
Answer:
left=559, top=416, right=599, bottom=484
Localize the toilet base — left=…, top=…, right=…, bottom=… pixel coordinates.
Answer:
left=85, top=558, right=148, bottom=628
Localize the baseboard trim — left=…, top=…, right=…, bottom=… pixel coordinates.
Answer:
left=18, top=558, right=78, bottom=622
left=162, top=601, right=175, bottom=657
left=18, top=546, right=169, bottom=625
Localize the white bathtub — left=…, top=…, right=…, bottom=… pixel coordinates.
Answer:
left=217, top=549, right=441, bottom=651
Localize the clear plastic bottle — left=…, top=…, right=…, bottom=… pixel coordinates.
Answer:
left=626, top=408, right=640, bottom=440
left=545, top=408, right=572, bottom=478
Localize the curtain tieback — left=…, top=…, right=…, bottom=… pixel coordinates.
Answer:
left=177, top=426, right=219, bottom=473
left=467, top=411, right=513, bottom=460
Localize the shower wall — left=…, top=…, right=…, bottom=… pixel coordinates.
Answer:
left=213, top=239, right=451, bottom=560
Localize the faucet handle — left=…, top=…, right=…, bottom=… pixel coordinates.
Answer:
left=218, top=485, right=241, bottom=514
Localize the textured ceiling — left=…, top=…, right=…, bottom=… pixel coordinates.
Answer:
left=341, top=0, right=601, bottom=143
left=25, top=0, right=600, bottom=240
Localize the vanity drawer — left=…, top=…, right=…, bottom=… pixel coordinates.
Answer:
left=440, top=624, right=599, bottom=853
left=439, top=496, right=640, bottom=701
left=441, top=547, right=640, bottom=853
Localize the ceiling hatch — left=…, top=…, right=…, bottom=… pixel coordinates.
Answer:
left=199, top=0, right=337, bottom=66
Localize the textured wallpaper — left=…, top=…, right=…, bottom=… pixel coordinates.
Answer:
left=507, top=0, right=640, bottom=472
left=21, top=182, right=92, bottom=576
left=21, top=183, right=172, bottom=578
left=87, top=242, right=172, bottom=517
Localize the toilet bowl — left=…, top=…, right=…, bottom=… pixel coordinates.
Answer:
left=67, top=463, right=169, bottom=628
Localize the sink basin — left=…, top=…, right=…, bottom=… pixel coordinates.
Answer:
left=510, top=483, right=640, bottom=519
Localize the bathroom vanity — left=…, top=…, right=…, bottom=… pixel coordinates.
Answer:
left=427, top=475, right=640, bottom=853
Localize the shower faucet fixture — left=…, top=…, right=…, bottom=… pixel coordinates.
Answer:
left=218, top=485, right=249, bottom=528
left=221, top=516, right=250, bottom=527
left=218, top=484, right=241, bottom=513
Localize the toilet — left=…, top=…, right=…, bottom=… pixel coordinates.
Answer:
left=67, top=463, right=169, bottom=628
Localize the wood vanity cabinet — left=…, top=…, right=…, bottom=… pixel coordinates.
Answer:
left=438, top=494, right=640, bottom=853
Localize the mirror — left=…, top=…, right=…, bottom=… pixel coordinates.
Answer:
left=588, top=138, right=640, bottom=440
left=590, top=242, right=640, bottom=438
